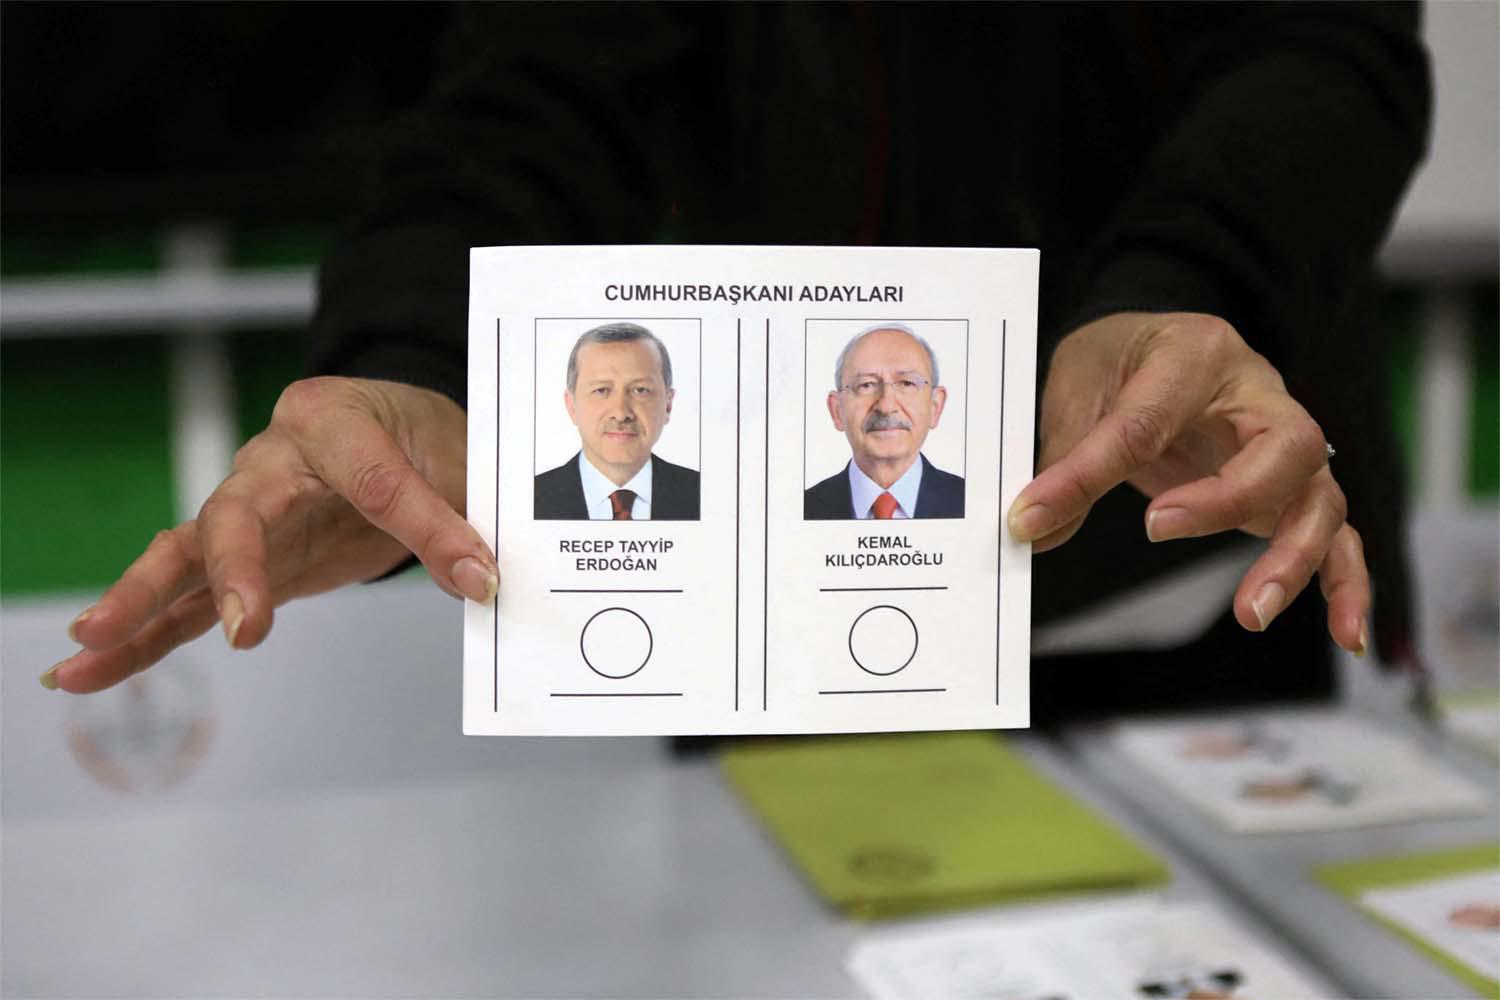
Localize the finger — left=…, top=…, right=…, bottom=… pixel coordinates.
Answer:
left=1030, top=513, right=1086, bottom=554
left=1231, top=473, right=1349, bottom=632
left=1014, top=397, right=1100, bottom=550
left=196, top=480, right=273, bottom=650
left=304, top=416, right=497, bottom=604
left=1010, top=356, right=1213, bottom=544
left=68, top=523, right=205, bottom=652
left=1319, top=524, right=1371, bottom=655
left=1145, top=404, right=1326, bottom=541
left=44, top=589, right=219, bottom=694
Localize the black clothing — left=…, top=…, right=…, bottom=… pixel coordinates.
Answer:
left=804, top=457, right=965, bottom=520
left=534, top=454, right=700, bottom=521
left=309, top=4, right=1430, bottom=718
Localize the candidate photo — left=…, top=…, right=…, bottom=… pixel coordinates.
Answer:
left=805, top=323, right=964, bottom=520
left=535, top=321, right=700, bottom=521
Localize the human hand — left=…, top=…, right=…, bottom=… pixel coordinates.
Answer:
left=42, top=377, right=497, bottom=693
left=1007, top=312, right=1368, bottom=654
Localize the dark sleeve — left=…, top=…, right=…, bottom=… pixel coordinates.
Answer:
left=1060, top=2, right=1431, bottom=364
left=306, top=3, right=696, bottom=407
left=1060, top=4, right=1430, bottom=664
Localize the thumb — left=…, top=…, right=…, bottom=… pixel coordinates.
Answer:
left=303, top=407, right=498, bottom=604
left=1007, top=383, right=1097, bottom=551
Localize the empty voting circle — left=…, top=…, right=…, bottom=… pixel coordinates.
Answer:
left=848, top=605, right=918, bottom=676
left=580, top=607, right=654, bottom=679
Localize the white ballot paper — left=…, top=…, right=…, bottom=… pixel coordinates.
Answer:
left=464, top=246, right=1037, bottom=736
left=1360, top=868, right=1500, bottom=985
left=1445, top=695, right=1500, bottom=758
left=1111, top=709, right=1488, bottom=834
left=847, top=895, right=1333, bottom=999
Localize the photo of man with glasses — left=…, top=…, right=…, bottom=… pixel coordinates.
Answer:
left=805, top=323, right=964, bottom=520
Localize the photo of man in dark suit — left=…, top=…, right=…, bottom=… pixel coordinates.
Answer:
left=535, top=322, right=699, bottom=520
left=805, top=323, right=964, bottom=520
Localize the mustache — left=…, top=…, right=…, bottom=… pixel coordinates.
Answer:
left=863, top=412, right=912, bottom=432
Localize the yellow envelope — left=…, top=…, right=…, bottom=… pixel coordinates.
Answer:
left=721, top=732, right=1168, bottom=919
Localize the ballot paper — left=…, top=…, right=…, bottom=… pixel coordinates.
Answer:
left=1410, top=506, right=1499, bottom=691
left=1110, top=709, right=1488, bottom=833
left=1317, top=844, right=1500, bottom=996
left=1361, top=869, right=1500, bottom=988
left=463, top=246, right=1037, bottom=735
left=847, top=895, right=1333, bottom=999
left=1443, top=693, right=1500, bottom=758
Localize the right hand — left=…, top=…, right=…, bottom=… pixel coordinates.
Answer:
left=42, top=376, right=497, bottom=694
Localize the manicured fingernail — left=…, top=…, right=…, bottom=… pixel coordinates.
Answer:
left=1146, top=507, right=1192, bottom=542
left=453, top=557, right=500, bottom=604
left=220, top=591, right=245, bottom=648
left=1008, top=502, right=1055, bottom=543
left=1354, top=618, right=1368, bottom=658
left=67, top=606, right=95, bottom=643
left=1251, top=582, right=1286, bottom=631
left=39, top=665, right=60, bottom=690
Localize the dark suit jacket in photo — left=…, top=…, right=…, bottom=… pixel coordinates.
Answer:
left=534, top=453, right=700, bottom=520
left=803, top=455, right=964, bottom=520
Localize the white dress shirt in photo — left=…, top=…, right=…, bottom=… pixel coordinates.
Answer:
left=579, top=453, right=655, bottom=520
left=847, top=457, right=922, bottom=519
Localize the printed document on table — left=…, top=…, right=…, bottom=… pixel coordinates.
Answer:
left=464, top=245, right=1037, bottom=735
left=1360, top=868, right=1500, bottom=987
left=847, top=895, right=1334, bottom=999
left=1110, top=708, right=1488, bottom=833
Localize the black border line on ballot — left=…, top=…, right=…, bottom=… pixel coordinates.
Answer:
left=501, top=316, right=507, bottom=716
left=735, top=319, right=741, bottom=712
left=996, top=318, right=1005, bottom=706
left=490, top=312, right=1011, bottom=719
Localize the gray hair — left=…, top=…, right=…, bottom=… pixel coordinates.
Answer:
left=566, top=322, right=673, bottom=392
left=833, top=323, right=940, bottom=389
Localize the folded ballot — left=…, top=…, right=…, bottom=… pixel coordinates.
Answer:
left=1318, top=843, right=1500, bottom=997
left=1110, top=708, right=1489, bottom=833
left=463, top=246, right=1037, bottom=735
left=720, top=732, right=1166, bottom=919
left=847, top=895, right=1333, bottom=999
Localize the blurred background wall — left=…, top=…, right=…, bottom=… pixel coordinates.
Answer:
left=2, top=1, right=1496, bottom=601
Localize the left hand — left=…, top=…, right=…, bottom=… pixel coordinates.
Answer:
left=1007, top=311, right=1369, bottom=655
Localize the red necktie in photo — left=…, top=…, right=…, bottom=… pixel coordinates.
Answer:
left=609, top=489, right=637, bottom=520
left=871, top=491, right=899, bottom=519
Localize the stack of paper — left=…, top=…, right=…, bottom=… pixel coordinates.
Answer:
left=1443, top=692, right=1500, bottom=758
left=1110, top=709, right=1488, bottom=833
left=1411, top=507, right=1499, bottom=693
left=720, top=733, right=1167, bottom=919
left=1318, top=843, right=1500, bottom=997
left=847, top=895, right=1332, bottom=999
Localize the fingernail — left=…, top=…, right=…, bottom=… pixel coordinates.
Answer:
left=1354, top=618, right=1368, bottom=658
left=1251, top=582, right=1286, bottom=631
left=453, top=556, right=500, bottom=604
left=1008, top=502, right=1055, bottom=543
left=220, top=591, right=245, bottom=648
left=39, top=665, right=60, bottom=691
left=67, top=606, right=95, bottom=643
left=1146, top=507, right=1192, bottom=542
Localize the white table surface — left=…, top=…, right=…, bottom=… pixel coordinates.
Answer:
left=4, top=580, right=1333, bottom=998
